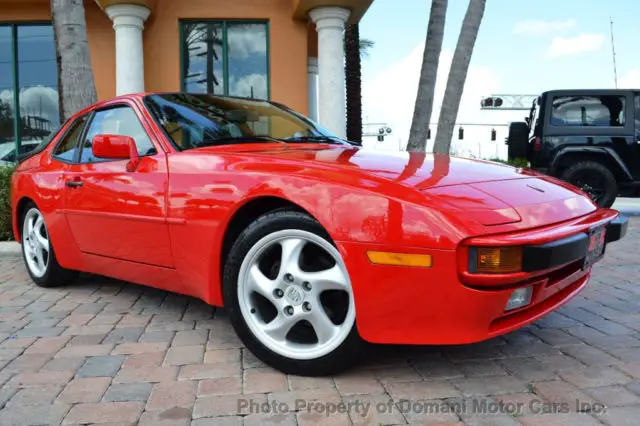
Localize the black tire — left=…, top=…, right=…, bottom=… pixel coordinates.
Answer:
left=223, top=209, right=363, bottom=376
left=507, top=122, right=529, bottom=160
left=560, top=161, right=618, bottom=208
left=20, top=202, right=78, bottom=287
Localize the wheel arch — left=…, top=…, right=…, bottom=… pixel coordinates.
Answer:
left=13, top=196, right=36, bottom=241
left=218, top=196, right=326, bottom=296
left=551, top=148, right=632, bottom=182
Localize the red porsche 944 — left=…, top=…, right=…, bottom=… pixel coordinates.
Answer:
left=11, top=93, right=628, bottom=376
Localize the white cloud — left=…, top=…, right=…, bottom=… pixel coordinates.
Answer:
left=618, top=69, right=640, bottom=88
left=545, top=33, right=604, bottom=59
left=512, top=19, right=576, bottom=36
left=361, top=42, right=524, bottom=157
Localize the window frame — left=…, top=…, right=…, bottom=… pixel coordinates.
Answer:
left=178, top=19, right=271, bottom=99
left=74, top=103, right=159, bottom=165
left=0, top=21, right=57, bottom=164
left=50, top=113, right=90, bottom=164
left=543, top=91, right=634, bottom=137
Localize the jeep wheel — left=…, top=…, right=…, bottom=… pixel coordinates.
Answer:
left=560, top=161, right=617, bottom=208
left=507, top=122, right=529, bottom=160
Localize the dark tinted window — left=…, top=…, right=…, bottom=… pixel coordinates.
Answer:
left=551, top=95, right=625, bottom=127
left=52, top=115, right=88, bottom=162
left=79, top=106, right=156, bottom=164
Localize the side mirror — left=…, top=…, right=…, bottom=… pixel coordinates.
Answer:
left=92, top=134, right=140, bottom=172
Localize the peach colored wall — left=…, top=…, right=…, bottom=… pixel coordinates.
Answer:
left=0, top=0, right=116, bottom=101
left=145, top=0, right=309, bottom=114
left=1, top=0, right=310, bottom=114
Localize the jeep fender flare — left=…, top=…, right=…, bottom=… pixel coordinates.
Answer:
left=550, top=147, right=633, bottom=181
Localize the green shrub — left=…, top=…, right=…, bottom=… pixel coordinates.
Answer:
left=486, top=157, right=529, bottom=168
left=0, top=165, right=15, bottom=241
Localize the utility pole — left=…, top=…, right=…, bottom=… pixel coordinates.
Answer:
left=610, top=17, right=618, bottom=89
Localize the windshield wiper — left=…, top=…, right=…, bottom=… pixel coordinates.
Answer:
left=283, top=136, right=344, bottom=144
left=198, top=136, right=285, bottom=146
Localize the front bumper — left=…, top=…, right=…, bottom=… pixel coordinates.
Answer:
left=339, top=209, right=625, bottom=345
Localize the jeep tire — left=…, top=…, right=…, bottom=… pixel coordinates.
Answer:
left=560, top=161, right=618, bottom=208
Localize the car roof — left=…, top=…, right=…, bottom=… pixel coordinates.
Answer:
left=542, top=89, right=640, bottom=96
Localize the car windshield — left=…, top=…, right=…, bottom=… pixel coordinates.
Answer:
left=144, top=93, right=346, bottom=150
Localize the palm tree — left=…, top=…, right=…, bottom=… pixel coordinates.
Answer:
left=433, top=0, right=486, bottom=154
left=50, top=0, right=97, bottom=122
left=406, top=0, right=447, bottom=152
left=344, top=24, right=374, bottom=144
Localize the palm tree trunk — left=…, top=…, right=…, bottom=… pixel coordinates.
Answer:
left=433, top=0, right=485, bottom=154
left=345, top=24, right=362, bottom=144
left=50, top=0, right=97, bottom=122
left=406, top=0, right=447, bottom=153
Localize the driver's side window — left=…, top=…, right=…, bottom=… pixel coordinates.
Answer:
left=79, top=106, right=157, bottom=163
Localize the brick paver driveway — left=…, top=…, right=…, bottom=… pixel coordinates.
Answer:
left=0, top=219, right=639, bottom=426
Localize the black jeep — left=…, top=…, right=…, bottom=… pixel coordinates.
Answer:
left=507, top=89, right=640, bottom=208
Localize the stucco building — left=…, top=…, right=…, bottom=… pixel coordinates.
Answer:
left=0, top=0, right=373, bottom=157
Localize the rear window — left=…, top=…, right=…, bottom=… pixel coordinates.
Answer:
left=551, top=95, right=625, bottom=127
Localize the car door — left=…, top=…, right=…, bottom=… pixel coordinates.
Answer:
left=63, top=102, right=174, bottom=268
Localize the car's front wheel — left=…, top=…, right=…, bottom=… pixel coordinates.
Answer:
left=21, top=202, right=77, bottom=287
left=223, top=210, right=362, bottom=376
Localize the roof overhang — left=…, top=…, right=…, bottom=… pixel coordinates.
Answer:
left=292, top=0, right=373, bottom=24
left=93, top=0, right=155, bottom=12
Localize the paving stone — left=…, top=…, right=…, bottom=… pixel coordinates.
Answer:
left=76, top=355, right=125, bottom=378
left=559, top=366, right=631, bottom=388
left=102, top=327, right=144, bottom=344
left=103, top=382, right=153, bottom=402
left=138, top=330, right=175, bottom=343
left=138, top=406, right=191, bottom=426
left=596, top=406, right=640, bottom=426
left=163, top=344, right=205, bottom=365
left=243, top=367, right=289, bottom=393
left=113, top=365, right=179, bottom=384
left=62, top=401, right=143, bottom=424
left=172, top=329, right=208, bottom=346
left=146, top=381, right=196, bottom=411
left=7, top=385, right=63, bottom=405
left=586, top=385, right=640, bottom=407
left=112, top=341, right=169, bottom=355
left=0, top=402, right=71, bottom=426
left=197, top=376, right=243, bottom=396
left=57, top=377, right=111, bottom=403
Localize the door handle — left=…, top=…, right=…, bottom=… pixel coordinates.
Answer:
left=65, top=180, right=83, bottom=188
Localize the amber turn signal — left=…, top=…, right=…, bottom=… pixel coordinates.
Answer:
left=367, top=251, right=432, bottom=268
left=475, top=246, right=522, bottom=274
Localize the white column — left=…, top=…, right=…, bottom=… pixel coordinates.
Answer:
left=105, top=4, right=151, bottom=96
left=309, top=7, right=350, bottom=139
left=308, top=56, right=319, bottom=122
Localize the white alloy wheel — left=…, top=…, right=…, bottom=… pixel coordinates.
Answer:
left=237, top=229, right=356, bottom=361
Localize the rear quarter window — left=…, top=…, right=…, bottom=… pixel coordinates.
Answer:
left=550, top=95, right=625, bottom=127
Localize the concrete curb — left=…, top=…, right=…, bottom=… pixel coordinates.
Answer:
left=0, top=241, right=21, bottom=257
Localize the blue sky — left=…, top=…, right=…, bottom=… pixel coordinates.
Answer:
left=358, top=0, right=640, bottom=154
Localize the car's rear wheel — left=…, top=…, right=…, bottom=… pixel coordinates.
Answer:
left=560, top=161, right=618, bottom=208
left=21, top=203, right=77, bottom=287
left=223, top=210, right=362, bottom=376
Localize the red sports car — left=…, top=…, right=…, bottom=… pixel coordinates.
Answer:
left=11, top=93, right=628, bottom=376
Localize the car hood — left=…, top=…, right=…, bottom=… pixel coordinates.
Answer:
left=231, top=144, right=529, bottom=188
left=205, top=144, right=598, bottom=227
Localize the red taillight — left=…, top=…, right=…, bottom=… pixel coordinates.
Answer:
left=533, top=137, right=542, bottom=151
